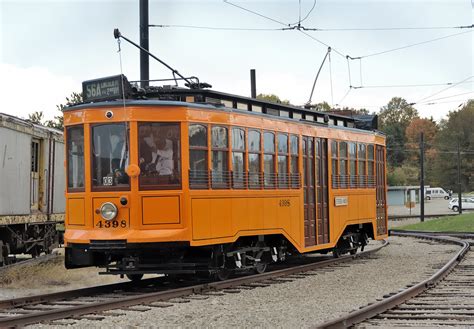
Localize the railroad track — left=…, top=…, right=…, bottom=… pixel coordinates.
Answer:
left=318, top=231, right=471, bottom=328
left=0, top=241, right=388, bottom=327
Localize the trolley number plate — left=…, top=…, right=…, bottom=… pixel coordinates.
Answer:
left=96, top=220, right=127, bottom=229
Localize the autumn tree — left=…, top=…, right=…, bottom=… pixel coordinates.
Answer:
left=378, top=97, right=419, bottom=167
left=432, top=100, right=474, bottom=192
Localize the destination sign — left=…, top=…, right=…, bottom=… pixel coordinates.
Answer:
left=82, top=75, right=130, bottom=102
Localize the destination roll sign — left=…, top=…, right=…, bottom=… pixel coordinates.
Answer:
left=82, top=74, right=131, bottom=102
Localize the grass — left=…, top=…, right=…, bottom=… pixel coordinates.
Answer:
left=397, top=212, right=474, bottom=232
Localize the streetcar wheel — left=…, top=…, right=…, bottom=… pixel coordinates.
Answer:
left=349, top=248, right=357, bottom=255
left=215, top=267, right=231, bottom=281
left=254, top=262, right=267, bottom=274
left=126, top=274, right=144, bottom=282
left=332, top=248, right=341, bottom=258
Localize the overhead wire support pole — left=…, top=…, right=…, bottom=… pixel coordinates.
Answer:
left=306, top=47, right=331, bottom=106
left=420, top=132, right=425, bottom=222
left=457, top=140, right=463, bottom=214
left=139, top=0, right=149, bottom=88
left=113, top=29, right=193, bottom=87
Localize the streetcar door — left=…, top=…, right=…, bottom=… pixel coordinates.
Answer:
left=316, top=138, right=329, bottom=244
left=303, top=137, right=316, bottom=247
left=375, top=145, right=387, bottom=235
left=30, top=139, right=40, bottom=212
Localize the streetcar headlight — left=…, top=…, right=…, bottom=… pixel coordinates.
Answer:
left=100, top=202, right=118, bottom=221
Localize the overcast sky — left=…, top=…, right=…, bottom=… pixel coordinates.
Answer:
left=0, top=0, right=472, bottom=121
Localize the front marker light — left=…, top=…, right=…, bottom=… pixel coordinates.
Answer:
left=100, top=202, right=118, bottom=221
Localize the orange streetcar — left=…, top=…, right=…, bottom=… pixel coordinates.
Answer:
left=64, top=75, right=387, bottom=280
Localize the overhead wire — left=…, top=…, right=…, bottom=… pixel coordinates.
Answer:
left=303, top=24, right=474, bottom=32
left=288, top=0, right=317, bottom=25
left=417, top=91, right=474, bottom=104
left=223, top=0, right=290, bottom=27
left=352, top=81, right=474, bottom=89
left=148, top=24, right=283, bottom=31
left=416, top=76, right=474, bottom=103
left=348, top=30, right=473, bottom=59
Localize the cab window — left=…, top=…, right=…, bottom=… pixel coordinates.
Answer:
left=66, top=125, right=85, bottom=191
left=91, top=123, right=130, bottom=190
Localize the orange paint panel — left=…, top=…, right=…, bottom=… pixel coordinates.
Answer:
left=67, top=198, right=85, bottom=226
left=191, top=199, right=211, bottom=239
left=231, top=198, right=249, bottom=233
left=263, top=198, right=278, bottom=229
left=142, top=196, right=180, bottom=225
left=247, top=198, right=264, bottom=230
left=211, top=198, right=232, bottom=238
left=290, top=197, right=301, bottom=245
left=276, top=197, right=292, bottom=231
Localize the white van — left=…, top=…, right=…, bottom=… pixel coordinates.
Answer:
left=425, top=187, right=450, bottom=200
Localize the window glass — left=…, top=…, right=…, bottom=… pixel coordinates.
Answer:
left=232, top=152, right=245, bottom=188
left=278, top=134, right=288, bottom=154
left=248, top=153, right=260, bottom=188
left=67, top=125, right=85, bottom=190
left=263, top=132, right=275, bottom=153
left=290, top=135, right=298, bottom=155
left=249, top=130, right=260, bottom=152
left=348, top=142, right=357, bottom=158
left=264, top=154, right=275, bottom=187
left=138, top=122, right=181, bottom=189
left=331, top=140, right=338, bottom=158
left=189, top=124, right=207, bottom=147
left=91, top=123, right=129, bottom=189
left=189, top=124, right=208, bottom=188
left=368, top=144, right=374, bottom=159
left=358, top=144, right=366, bottom=159
left=212, top=126, right=228, bottom=149
left=339, top=142, right=348, bottom=158
left=212, top=126, right=229, bottom=188
left=232, top=128, right=245, bottom=151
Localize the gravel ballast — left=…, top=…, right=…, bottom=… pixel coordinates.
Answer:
left=27, top=236, right=460, bottom=328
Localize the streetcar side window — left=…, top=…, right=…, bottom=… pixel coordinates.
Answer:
left=91, top=123, right=130, bottom=190
left=66, top=125, right=85, bottom=191
left=358, top=143, right=367, bottom=187
left=278, top=133, right=289, bottom=188
left=367, top=145, right=375, bottom=187
left=211, top=126, right=229, bottom=188
left=348, top=142, right=357, bottom=188
left=331, top=140, right=338, bottom=188
left=290, top=134, right=299, bottom=188
left=138, top=122, right=181, bottom=190
left=339, top=141, right=348, bottom=188
left=263, top=132, right=275, bottom=188
left=232, top=128, right=246, bottom=189
left=189, top=124, right=208, bottom=189
left=248, top=130, right=261, bottom=189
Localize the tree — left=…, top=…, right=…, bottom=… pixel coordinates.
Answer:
left=405, top=118, right=438, bottom=166
left=45, top=92, right=83, bottom=130
left=28, top=111, right=44, bottom=124
left=378, top=97, right=419, bottom=168
left=432, top=100, right=474, bottom=192
left=256, top=93, right=290, bottom=105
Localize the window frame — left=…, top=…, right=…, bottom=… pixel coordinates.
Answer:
left=137, top=122, right=182, bottom=191
left=232, top=127, right=247, bottom=189
left=189, top=123, right=209, bottom=189
left=211, top=125, right=230, bottom=189
left=66, top=124, right=85, bottom=193
left=248, top=129, right=262, bottom=189
left=263, top=131, right=276, bottom=189
left=90, top=122, right=131, bottom=192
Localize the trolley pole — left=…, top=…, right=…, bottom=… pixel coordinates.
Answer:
left=420, top=132, right=425, bottom=222
left=457, top=140, right=463, bottom=214
left=139, top=0, right=149, bottom=88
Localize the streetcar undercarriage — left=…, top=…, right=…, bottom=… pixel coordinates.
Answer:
left=66, top=225, right=373, bottom=281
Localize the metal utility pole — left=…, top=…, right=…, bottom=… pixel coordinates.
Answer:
left=420, top=132, right=425, bottom=222
left=139, top=0, right=149, bottom=88
left=250, top=69, right=256, bottom=98
left=457, top=141, right=463, bottom=214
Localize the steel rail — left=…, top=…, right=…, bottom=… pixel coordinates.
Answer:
left=0, top=277, right=164, bottom=310
left=0, top=240, right=388, bottom=327
left=317, top=232, right=470, bottom=329
left=390, top=229, right=474, bottom=241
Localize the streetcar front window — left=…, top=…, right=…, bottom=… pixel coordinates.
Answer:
left=91, top=123, right=130, bottom=190
left=66, top=125, right=85, bottom=191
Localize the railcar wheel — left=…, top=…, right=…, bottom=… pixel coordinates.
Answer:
left=253, top=262, right=267, bottom=274
left=126, top=274, right=144, bottom=282
left=215, top=267, right=231, bottom=281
